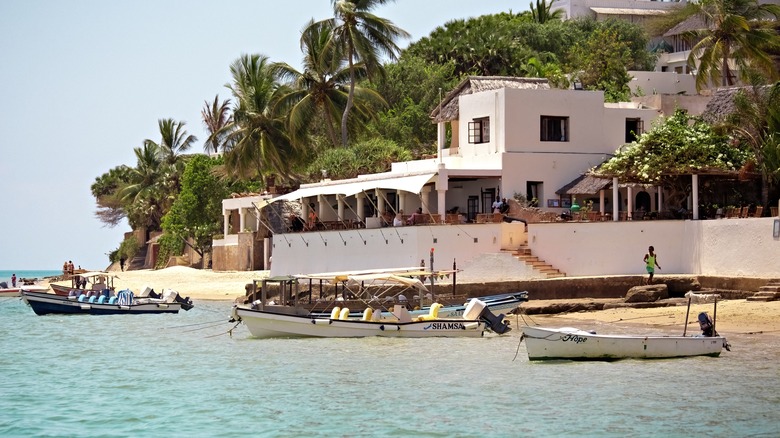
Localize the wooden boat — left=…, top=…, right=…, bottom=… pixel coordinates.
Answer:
left=230, top=272, right=512, bottom=338
left=50, top=271, right=116, bottom=296
left=21, top=287, right=193, bottom=316
left=522, top=299, right=730, bottom=361
left=231, top=298, right=510, bottom=339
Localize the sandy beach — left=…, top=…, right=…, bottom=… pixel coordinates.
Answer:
left=46, top=266, right=780, bottom=335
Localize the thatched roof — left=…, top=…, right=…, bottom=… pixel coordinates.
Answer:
left=556, top=175, right=612, bottom=195
left=701, top=85, right=771, bottom=124
left=663, top=14, right=706, bottom=37
left=430, top=76, right=550, bottom=123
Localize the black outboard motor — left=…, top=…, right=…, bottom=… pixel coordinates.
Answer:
left=698, top=312, right=716, bottom=337
left=0, top=281, right=7, bottom=289
left=463, top=298, right=512, bottom=334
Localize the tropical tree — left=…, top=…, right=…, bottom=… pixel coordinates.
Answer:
left=724, top=81, right=780, bottom=206
left=593, top=109, right=753, bottom=209
left=222, top=54, right=299, bottom=181
left=120, top=141, right=168, bottom=230
left=274, top=19, right=384, bottom=148
left=91, top=165, right=133, bottom=227
left=530, top=0, right=563, bottom=24
left=684, top=0, right=780, bottom=90
left=159, top=154, right=227, bottom=268
left=312, top=0, right=410, bottom=146
left=202, top=95, right=233, bottom=155
left=569, top=27, right=634, bottom=102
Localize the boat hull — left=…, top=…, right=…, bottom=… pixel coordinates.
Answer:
left=234, top=307, right=486, bottom=338
left=522, top=326, right=726, bottom=360
left=21, top=291, right=184, bottom=316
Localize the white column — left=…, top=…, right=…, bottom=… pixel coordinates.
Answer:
left=223, top=211, right=230, bottom=235
left=398, top=191, right=406, bottom=213
left=317, top=195, right=325, bottom=221
left=337, top=195, right=345, bottom=221
left=599, top=190, right=605, bottom=214
left=436, top=164, right=448, bottom=216
left=239, top=207, right=246, bottom=232
left=437, top=122, right=446, bottom=162
left=356, top=193, right=365, bottom=222
left=692, top=174, right=699, bottom=220
left=302, top=200, right=309, bottom=220
left=658, top=186, right=664, bottom=213
left=421, top=186, right=431, bottom=214
left=612, top=177, right=619, bottom=221
left=627, top=186, right=633, bottom=220
left=376, top=189, right=386, bottom=214
left=650, top=188, right=657, bottom=212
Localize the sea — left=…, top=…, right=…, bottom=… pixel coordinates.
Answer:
left=1, top=281, right=779, bottom=437
left=0, top=270, right=61, bottom=288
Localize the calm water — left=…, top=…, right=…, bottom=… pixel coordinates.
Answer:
left=1, top=298, right=778, bottom=437
left=0, top=270, right=61, bottom=287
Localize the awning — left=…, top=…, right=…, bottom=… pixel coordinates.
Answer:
left=591, top=7, right=668, bottom=16
left=274, top=172, right=436, bottom=203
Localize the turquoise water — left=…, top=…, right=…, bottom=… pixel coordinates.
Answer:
left=1, top=298, right=779, bottom=437
left=0, top=270, right=61, bottom=286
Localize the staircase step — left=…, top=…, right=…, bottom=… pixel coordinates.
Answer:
left=759, top=285, right=780, bottom=292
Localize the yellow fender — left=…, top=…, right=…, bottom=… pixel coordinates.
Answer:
left=330, top=307, right=341, bottom=319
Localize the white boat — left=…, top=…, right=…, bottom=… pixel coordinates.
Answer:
left=231, top=272, right=512, bottom=338
left=231, top=298, right=507, bottom=339
left=522, top=326, right=728, bottom=360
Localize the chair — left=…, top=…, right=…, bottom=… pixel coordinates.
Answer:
left=492, top=213, right=503, bottom=223
left=772, top=207, right=779, bottom=217
left=740, top=207, right=750, bottom=218
left=753, top=206, right=763, bottom=218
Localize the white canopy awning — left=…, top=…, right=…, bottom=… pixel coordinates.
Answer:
left=274, top=172, right=436, bottom=203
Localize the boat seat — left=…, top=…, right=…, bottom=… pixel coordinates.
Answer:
left=97, top=295, right=107, bottom=304
left=108, top=296, right=117, bottom=305
left=339, top=307, right=350, bottom=320
left=77, top=294, right=87, bottom=302
left=417, top=302, right=443, bottom=321
left=362, top=308, right=373, bottom=321
left=88, top=296, right=97, bottom=303
left=330, top=307, right=341, bottom=319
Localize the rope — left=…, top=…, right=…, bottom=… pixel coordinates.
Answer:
left=204, top=321, right=242, bottom=338
left=162, top=318, right=226, bottom=329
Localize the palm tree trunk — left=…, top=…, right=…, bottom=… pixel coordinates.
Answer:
left=342, top=47, right=356, bottom=147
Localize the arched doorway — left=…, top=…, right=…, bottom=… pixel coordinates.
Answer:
left=635, top=191, right=651, bottom=212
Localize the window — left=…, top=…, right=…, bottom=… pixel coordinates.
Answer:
left=468, top=117, right=490, bottom=144
left=625, top=118, right=644, bottom=143
left=540, top=116, right=568, bottom=142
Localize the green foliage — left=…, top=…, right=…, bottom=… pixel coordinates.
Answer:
left=160, top=155, right=227, bottom=266
left=365, top=55, right=457, bottom=154
left=595, top=109, right=753, bottom=183
left=109, top=236, right=139, bottom=264
left=305, top=138, right=412, bottom=181
left=568, top=25, right=650, bottom=102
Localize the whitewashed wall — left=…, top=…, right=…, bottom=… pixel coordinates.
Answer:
left=269, top=218, right=779, bottom=279
left=528, top=218, right=780, bottom=278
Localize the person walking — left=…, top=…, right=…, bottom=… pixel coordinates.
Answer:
left=119, top=256, right=126, bottom=272
left=643, top=246, right=661, bottom=284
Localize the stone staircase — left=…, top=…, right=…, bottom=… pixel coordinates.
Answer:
left=510, top=246, right=566, bottom=278
left=127, top=246, right=149, bottom=271
left=746, top=279, right=780, bottom=302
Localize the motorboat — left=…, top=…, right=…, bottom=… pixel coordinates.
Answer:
left=21, top=286, right=193, bottom=316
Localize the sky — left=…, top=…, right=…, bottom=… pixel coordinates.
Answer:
left=0, top=0, right=525, bottom=271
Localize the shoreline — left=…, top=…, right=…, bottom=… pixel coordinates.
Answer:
left=43, top=266, right=780, bottom=334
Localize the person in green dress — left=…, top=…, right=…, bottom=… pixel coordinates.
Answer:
left=643, top=246, right=661, bottom=284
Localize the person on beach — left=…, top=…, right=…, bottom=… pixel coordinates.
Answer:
left=120, top=256, right=126, bottom=272
left=643, top=246, right=661, bottom=284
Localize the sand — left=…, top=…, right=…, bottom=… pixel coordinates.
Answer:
left=47, top=267, right=780, bottom=334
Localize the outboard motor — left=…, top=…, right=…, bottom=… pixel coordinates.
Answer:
left=463, top=299, right=512, bottom=335
left=698, top=312, right=716, bottom=337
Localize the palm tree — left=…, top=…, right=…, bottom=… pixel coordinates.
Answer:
left=201, top=95, right=233, bottom=155
left=726, top=81, right=780, bottom=207
left=530, top=0, right=563, bottom=24
left=685, top=0, right=780, bottom=90
left=274, top=19, right=386, bottom=147
left=312, top=0, right=409, bottom=146
left=223, top=53, right=298, bottom=180
left=120, top=141, right=168, bottom=230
